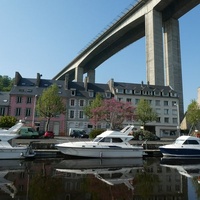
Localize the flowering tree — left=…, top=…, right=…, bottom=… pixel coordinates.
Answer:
left=90, top=98, right=135, bottom=130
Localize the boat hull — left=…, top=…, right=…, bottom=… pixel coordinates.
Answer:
left=159, top=147, right=200, bottom=157
left=0, top=147, right=35, bottom=159
left=56, top=146, right=143, bottom=158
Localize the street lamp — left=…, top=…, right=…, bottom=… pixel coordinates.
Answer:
left=32, top=95, right=37, bottom=127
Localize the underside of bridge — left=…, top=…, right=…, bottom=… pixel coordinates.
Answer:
left=53, top=0, right=200, bottom=120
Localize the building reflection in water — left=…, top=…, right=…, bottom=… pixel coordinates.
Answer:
left=1, top=157, right=200, bottom=199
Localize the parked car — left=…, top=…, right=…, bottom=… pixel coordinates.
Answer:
left=18, top=127, right=39, bottom=139
left=70, top=130, right=89, bottom=138
left=43, top=131, right=55, bottom=139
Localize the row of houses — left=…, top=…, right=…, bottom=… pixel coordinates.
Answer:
left=0, top=72, right=181, bottom=137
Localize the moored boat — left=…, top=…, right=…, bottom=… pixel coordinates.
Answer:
left=55, top=125, right=144, bottom=158
left=159, top=135, right=200, bottom=157
left=0, top=120, right=36, bottom=159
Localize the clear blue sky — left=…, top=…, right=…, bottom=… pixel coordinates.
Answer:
left=0, top=1, right=199, bottom=111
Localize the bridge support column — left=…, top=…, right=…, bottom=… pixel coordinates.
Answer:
left=163, top=18, right=184, bottom=119
left=87, top=70, right=95, bottom=83
left=145, top=10, right=164, bottom=85
left=75, top=67, right=83, bottom=82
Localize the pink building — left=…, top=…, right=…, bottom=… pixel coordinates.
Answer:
left=9, top=72, right=66, bottom=135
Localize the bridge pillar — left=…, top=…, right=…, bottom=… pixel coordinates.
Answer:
left=163, top=18, right=184, bottom=119
left=145, top=10, right=164, bottom=85
left=87, top=70, right=95, bottom=83
left=75, top=67, right=83, bottom=82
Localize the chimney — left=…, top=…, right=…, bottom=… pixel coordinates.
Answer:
left=36, top=73, right=42, bottom=87
left=14, top=72, right=22, bottom=86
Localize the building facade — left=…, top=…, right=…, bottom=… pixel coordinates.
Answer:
left=0, top=72, right=180, bottom=137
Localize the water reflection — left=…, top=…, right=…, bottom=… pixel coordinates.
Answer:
left=0, top=157, right=200, bottom=199
left=55, top=158, right=143, bottom=190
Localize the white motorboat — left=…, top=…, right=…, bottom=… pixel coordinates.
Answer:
left=55, top=158, right=143, bottom=190
left=159, top=135, right=200, bottom=157
left=0, top=120, right=36, bottom=159
left=55, top=125, right=144, bottom=158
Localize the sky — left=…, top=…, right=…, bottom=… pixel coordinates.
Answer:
left=0, top=1, right=199, bottom=111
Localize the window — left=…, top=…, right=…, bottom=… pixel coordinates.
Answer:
left=17, top=96, right=22, bottom=103
left=156, top=108, right=161, bottom=114
left=154, top=91, right=160, bottom=96
left=155, top=100, right=160, bottom=106
left=125, top=89, right=132, bottom=94
left=172, top=109, right=177, bottom=115
left=71, top=90, right=76, bottom=96
left=173, top=118, right=177, bottom=124
left=69, top=110, right=75, bottom=119
left=172, top=101, right=177, bottom=106
left=164, top=101, right=168, bottom=106
left=164, top=117, right=169, bottom=123
left=156, top=117, right=161, bottom=123
left=79, top=99, right=84, bottom=107
left=118, top=98, right=123, bottom=102
left=88, top=90, right=94, bottom=97
left=0, top=107, right=5, bottom=116
left=135, top=99, right=140, bottom=105
left=164, top=109, right=169, bottom=115
left=105, top=92, right=111, bottom=98
left=116, top=88, right=123, bottom=94
left=25, top=108, right=31, bottom=117
left=79, top=110, right=84, bottom=119
left=70, top=99, right=75, bottom=106
left=27, top=97, right=32, bottom=104
left=126, top=98, right=131, bottom=102
left=15, top=108, right=21, bottom=116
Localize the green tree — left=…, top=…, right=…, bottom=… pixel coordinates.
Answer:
left=36, top=84, right=65, bottom=131
left=0, top=75, right=13, bottom=91
left=0, top=116, right=17, bottom=128
left=83, top=93, right=103, bottom=119
left=135, top=99, right=158, bottom=129
left=186, top=99, right=200, bottom=132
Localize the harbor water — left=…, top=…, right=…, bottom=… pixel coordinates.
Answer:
left=0, top=157, right=200, bottom=200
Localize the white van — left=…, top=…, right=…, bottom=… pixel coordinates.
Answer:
left=68, top=128, right=87, bottom=136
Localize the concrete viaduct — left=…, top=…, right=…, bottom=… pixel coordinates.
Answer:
left=53, top=0, right=200, bottom=119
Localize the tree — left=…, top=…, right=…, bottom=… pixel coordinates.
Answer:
left=89, top=98, right=135, bottom=130
left=0, top=75, right=13, bottom=91
left=135, top=99, right=158, bottom=129
left=186, top=99, right=200, bottom=132
left=36, top=84, right=65, bottom=131
left=0, top=116, right=17, bottom=128
left=83, top=93, right=103, bottom=125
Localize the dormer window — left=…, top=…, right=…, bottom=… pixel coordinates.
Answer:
left=105, top=92, right=111, bottom=98
left=88, top=90, right=94, bottom=97
left=71, top=89, right=76, bottom=96
left=134, top=90, right=141, bottom=95
left=154, top=91, right=160, bottom=96
left=125, top=89, right=132, bottom=94
left=162, top=91, right=169, bottom=96
left=116, top=88, right=123, bottom=94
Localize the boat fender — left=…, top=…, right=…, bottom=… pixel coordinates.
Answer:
left=100, top=152, right=103, bottom=158
left=20, top=152, right=24, bottom=157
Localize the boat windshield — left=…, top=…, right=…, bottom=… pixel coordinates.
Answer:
left=93, top=137, right=102, bottom=142
left=175, top=139, right=185, bottom=145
